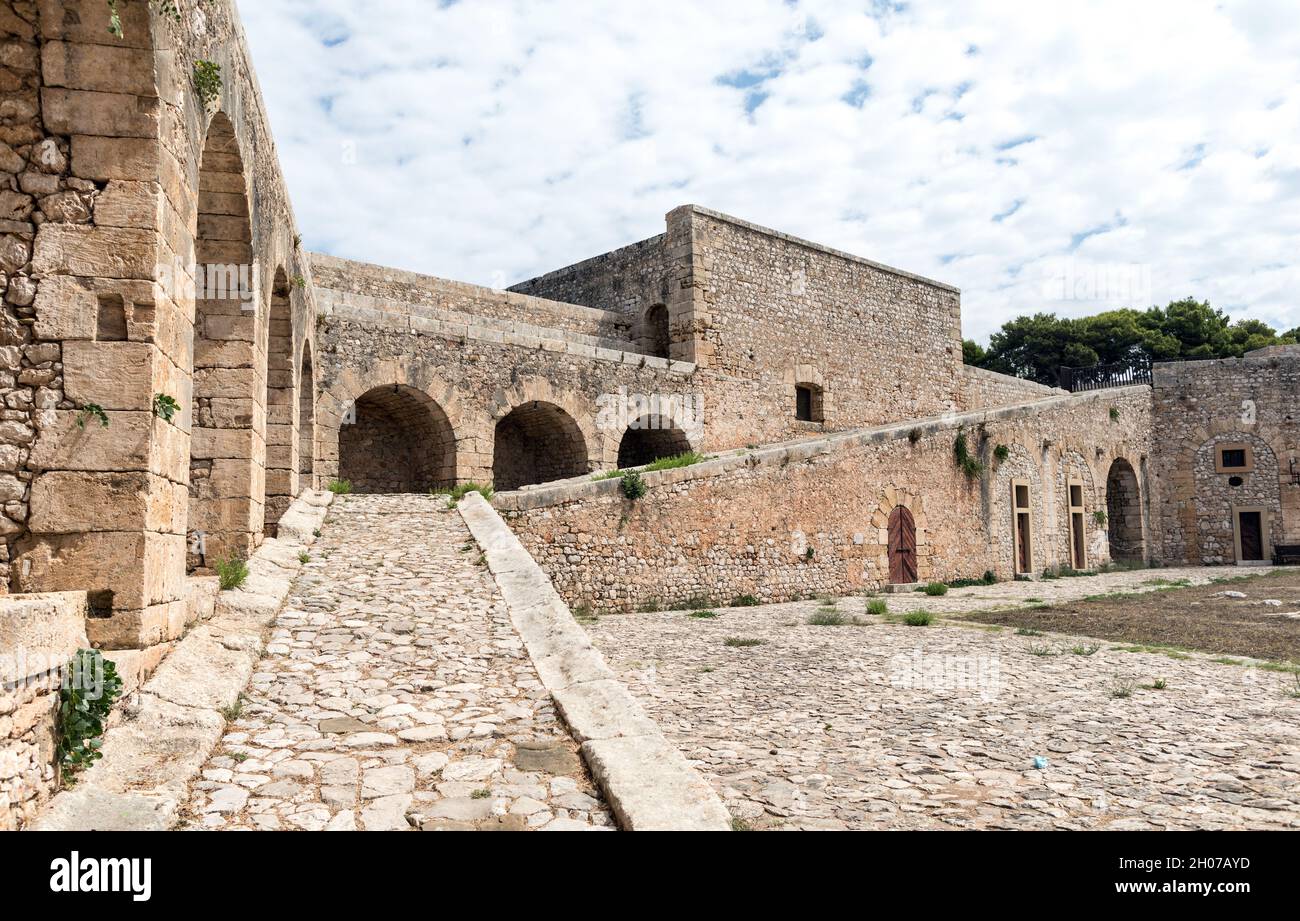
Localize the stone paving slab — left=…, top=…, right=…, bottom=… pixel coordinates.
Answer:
left=589, top=566, right=1300, bottom=831
left=178, top=494, right=613, bottom=831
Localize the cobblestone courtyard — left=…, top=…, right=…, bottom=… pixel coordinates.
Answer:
left=180, top=496, right=611, bottom=831
left=589, top=568, right=1300, bottom=830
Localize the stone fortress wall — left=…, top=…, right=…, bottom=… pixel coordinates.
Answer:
left=1151, top=347, right=1300, bottom=564
left=499, top=387, right=1155, bottom=612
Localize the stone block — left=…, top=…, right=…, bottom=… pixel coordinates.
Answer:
left=31, top=223, right=156, bottom=279
left=28, top=471, right=186, bottom=535
left=40, top=87, right=158, bottom=138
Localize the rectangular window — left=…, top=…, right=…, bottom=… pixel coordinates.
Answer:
left=1216, top=444, right=1253, bottom=473
left=796, top=386, right=813, bottom=422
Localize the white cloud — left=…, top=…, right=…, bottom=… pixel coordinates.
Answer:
left=236, top=0, right=1300, bottom=341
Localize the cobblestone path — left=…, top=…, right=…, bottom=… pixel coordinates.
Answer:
left=590, top=568, right=1300, bottom=831
left=180, top=495, right=612, bottom=831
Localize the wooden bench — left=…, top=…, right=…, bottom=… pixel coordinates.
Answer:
left=1274, top=544, right=1300, bottom=565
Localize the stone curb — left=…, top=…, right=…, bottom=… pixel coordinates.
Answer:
left=30, top=491, right=334, bottom=831
left=457, top=493, right=732, bottom=832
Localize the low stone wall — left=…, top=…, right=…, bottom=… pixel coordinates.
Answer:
left=498, top=388, right=1154, bottom=612
left=0, top=590, right=88, bottom=830
left=312, top=253, right=635, bottom=345
left=960, top=365, right=1066, bottom=410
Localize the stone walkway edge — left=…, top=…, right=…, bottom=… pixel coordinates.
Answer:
left=31, top=491, right=335, bottom=832
left=457, top=493, right=732, bottom=831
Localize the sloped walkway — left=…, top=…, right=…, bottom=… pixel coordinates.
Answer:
left=179, top=495, right=611, bottom=831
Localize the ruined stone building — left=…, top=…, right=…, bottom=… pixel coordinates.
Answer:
left=1, top=0, right=1297, bottom=827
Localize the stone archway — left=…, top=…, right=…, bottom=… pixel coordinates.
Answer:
left=1106, top=458, right=1144, bottom=563
left=493, top=402, right=589, bottom=490
left=263, top=269, right=296, bottom=531
left=298, top=345, right=316, bottom=490
left=189, top=112, right=258, bottom=571
left=339, top=385, right=456, bottom=493
left=617, top=415, right=692, bottom=468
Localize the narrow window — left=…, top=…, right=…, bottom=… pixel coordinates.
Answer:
left=1012, top=480, right=1034, bottom=575
left=1067, top=480, right=1087, bottom=571
left=795, top=383, right=824, bottom=423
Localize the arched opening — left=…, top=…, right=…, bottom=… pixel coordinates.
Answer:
left=339, top=385, right=456, bottom=493
left=1106, top=458, right=1144, bottom=563
left=795, top=382, right=824, bottom=423
left=493, top=401, right=588, bottom=491
left=263, top=270, right=296, bottom=532
left=189, top=113, right=258, bottom=572
left=298, top=345, right=315, bottom=490
left=888, top=506, right=918, bottom=584
left=616, top=415, right=692, bottom=468
left=638, top=304, right=670, bottom=359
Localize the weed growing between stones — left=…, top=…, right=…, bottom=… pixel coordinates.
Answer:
left=1016, top=627, right=1044, bottom=636
left=216, top=557, right=249, bottom=591
left=922, top=582, right=949, bottom=597
left=57, top=650, right=123, bottom=784
left=619, top=471, right=648, bottom=500
left=194, top=60, right=223, bottom=109
left=642, top=451, right=709, bottom=472
left=867, top=599, right=889, bottom=617
left=688, top=610, right=719, bottom=619
left=298, top=552, right=311, bottom=564
left=1071, top=644, right=1102, bottom=656
left=152, top=393, right=180, bottom=422
left=220, top=695, right=245, bottom=722
left=953, top=429, right=984, bottom=481
left=436, top=483, right=495, bottom=508
left=1110, top=681, right=1137, bottom=699
left=724, top=637, right=765, bottom=648
left=75, top=403, right=109, bottom=429
left=730, top=595, right=760, bottom=607
left=903, top=610, right=935, bottom=627
left=328, top=479, right=353, bottom=495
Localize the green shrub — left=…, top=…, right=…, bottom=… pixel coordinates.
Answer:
left=215, top=557, right=249, bottom=591
left=298, top=552, right=311, bottom=564
left=620, top=471, right=648, bottom=500
left=1110, top=406, right=1121, bottom=422
left=438, top=482, right=495, bottom=508
left=689, top=610, right=720, bottom=620
left=327, top=479, right=353, bottom=495
left=730, top=595, right=760, bottom=608
left=993, top=444, right=1010, bottom=463
left=724, top=637, right=765, bottom=648
left=866, top=599, right=888, bottom=617
left=923, top=582, right=949, bottom=597
left=643, top=451, right=709, bottom=472
left=903, top=610, right=934, bottom=627
left=58, top=650, right=123, bottom=782
left=592, top=470, right=622, bottom=481
left=808, top=609, right=851, bottom=626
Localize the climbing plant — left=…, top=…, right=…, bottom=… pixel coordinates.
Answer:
left=193, top=60, right=222, bottom=109
left=953, top=429, right=985, bottom=481
left=58, top=650, right=123, bottom=783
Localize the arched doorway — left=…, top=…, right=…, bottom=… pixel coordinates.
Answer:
left=339, top=385, right=456, bottom=493
left=617, top=415, right=691, bottom=468
left=1106, top=458, right=1144, bottom=563
left=638, top=304, right=670, bottom=358
left=263, top=270, right=296, bottom=532
left=298, top=345, right=315, bottom=489
left=493, top=401, right=588, bottom=490
left=888, top=506, right=918, bottom=584
left=189, top=113, right=257, bottom=572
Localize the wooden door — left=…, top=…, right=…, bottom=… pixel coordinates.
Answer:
left=1238, top=511, right=1264, bottom=561
left=888, top=506, right=918, bottom=584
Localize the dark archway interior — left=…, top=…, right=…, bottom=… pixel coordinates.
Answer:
left=639, top=304, right=670, bottom=359
left=298, top=347, right=315, bottom=484
left=339, top=385, right=456, bottom=493
left=617, top=416, right=691, bottom=468
left=493, top=401, right=588, bottom=491
left=1106, top=459, right=1144, bottom=562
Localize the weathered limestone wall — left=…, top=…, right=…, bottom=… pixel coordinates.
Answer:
left=314, top=254, right=633, bottom=345
left=0, top=589, right=87, bottom=829
left=313, top=255, right=700, bottom=488
left=1151, top=349, right=1300, bottom=564
left=0, top=0, right=317, bottom=672
left=959, top=364, right=1066, bottom=410
left=507, top=234, right=676, bottom=354
left=499, top=387, right=1155, bottom=612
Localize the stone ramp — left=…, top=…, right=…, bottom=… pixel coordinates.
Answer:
left=173, top=494, right=613, bottom=831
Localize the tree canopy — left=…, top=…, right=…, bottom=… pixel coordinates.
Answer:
left=964, top=299, right=1299, bottom=386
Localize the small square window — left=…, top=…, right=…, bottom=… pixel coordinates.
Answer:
left=1216, top=444, right=1253, bottom=473
left=795, top=384, right=824, bottom=423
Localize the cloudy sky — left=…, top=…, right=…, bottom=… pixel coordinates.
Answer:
left=236, top=0, right=1300, bottom=342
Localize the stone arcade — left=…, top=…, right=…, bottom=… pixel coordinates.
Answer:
left=1, top=1, right=1296, bottom=828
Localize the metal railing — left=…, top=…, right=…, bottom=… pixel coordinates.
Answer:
left=1059, top=361, right=1152, bottom=393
